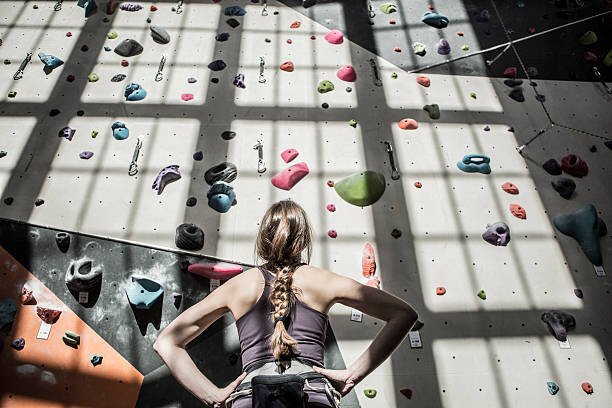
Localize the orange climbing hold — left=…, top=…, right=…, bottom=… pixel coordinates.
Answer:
left=416, top=76, right=431, bottom=87
left=398, top=118, right=419, bottom=130
left=581, top=382, right=593, bottom=394
left=290, top=21, right=301, bottom=29
left=280, top=61, right=295, bottom=72
left=509, top=204, right=526, bottom=219
left=436, top=287, right=446, bottom=295
left=362, top=242, right=376, bottom=278
left=501, top=182, right=519, bottom=194
left=366, top=276, right=380, bottom=288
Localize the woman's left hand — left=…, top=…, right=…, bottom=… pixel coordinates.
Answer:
left=205, top=371, right=248, bottom=407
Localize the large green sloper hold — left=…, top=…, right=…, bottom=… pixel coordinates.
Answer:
left=553, top=203, right=605, bottom=266
left=334, top=171, right=386, bottom=207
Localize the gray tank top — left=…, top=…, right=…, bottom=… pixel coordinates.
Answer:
left=235, top=267, right=328, bottom=371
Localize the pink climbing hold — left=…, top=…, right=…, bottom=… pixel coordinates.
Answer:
left=286, top=39, right=293, bottom=44
left=336, top=65, right=357, bottom=82
left=181, top=93, right=194, bottom=101
left=66, top=32, right=73, bottom=37
left=398, top=118, right=419, bottom=130
left=280, top=61, right=295, bottom=72
left=509, top=204, right=526, bottom=220
left=290, top=21, right=301, bottom=29
left=327, top=180, right=335, bottom=187
left=436, top=286, right=446, bottom=295
left=327, top=229, right=337, bottom=238
left=501, top=182, right=519, bottom=194
left=416, top=76, right=430, bottom=87
left=503, top=67, right=517, bottom=78
left=281, top=148, right=299, bottom=163
left=271, top=162, right=310, bottom=191
left=188, top=262, right=243, bottom=280
left=584, top=51, right=598, bottom=62
left=326, top=204, right=336, bottom=212
left=324, top=30, right=344, bottom=44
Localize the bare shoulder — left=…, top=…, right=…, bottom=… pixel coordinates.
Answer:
left=294, top=265, right=347, bottom=311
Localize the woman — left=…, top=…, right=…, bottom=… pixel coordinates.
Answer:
left=154, top=200, right=418, bottom=407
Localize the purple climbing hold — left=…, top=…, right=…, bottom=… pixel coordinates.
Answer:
left=79, top=151, right=94, bottom=160
left=186, top=196, right=197, bottom=207
left=541, top=310, right=575, bottom=341
left=437, top=39, right=451, bottom=55
left=11, top=337, right=25, bottom=350
left=233, top=73, right=246, bottom=89
left=119, top=3, right=143, bottom=11
left=152, top=165, right=181, bottom=195
left=58, top=126, right=76, bottom=141
left=208, top=60, right=227, bottom=71
left=574, top=288, right=583, bottom=298
left=482, top=222, right=511, bottom=246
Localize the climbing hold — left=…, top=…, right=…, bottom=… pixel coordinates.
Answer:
left=394, top=47, right=402, bottom=53
left=125, top=275, right=164, bottom=310
left=380, top=3, right=397, bottom=13
left=326, top=204, right=336, bottom=212
left=221, top=131, right=236, bottom=141
left=204, top=162, right=238, bottom=185
left=3, top=197, right=14, bottom=205
left=0, top=298, right=17, bottom=328
left=436, top=39, right=451, bottom=55
left=280, top=61, right=295, bottom=72
left=224, top=6, right=246, bottom=16
left=456, top=154, right=491, bottom=174
left=150, top=26, right=171, bottom=44
left=152, top=165, right=181, bottom=195
left=469, top=92, right=477, bottom=99
left=412, top=42, right=427, bottom=56
left=286, top=39, right=293, bottom=44
left=21, top=285, right=33, bottom=304
left=508, top=87, right=525, bottom=102
left=324, top=30, right=344, bottom=44
left=423, top=104, right=440, bottom=119
left=483, top=125, right=490, bottom=132
left=65, top=257, right=103, bottom=292
left=34, top=198, right=45, bottom=207
left=560, top=154, right=588, bottom=178
left=334, top=171, right=386, bottom=207
left=391, top=72, right=398, bottom=79
left=553, top=204, right=604, bottom=266
left=58, top=126, right=76, bottom=141
left=436, top=287, right=446, bottom=295
left=578, top=31, right=597, bottom=46
left=172, top=292, right=182, bottom=307
left=11, top=338, right=25, bottom=350
left=477, top=290, right=486, bottom=300
left=317, top=80, right=335, bottom=93
left=107, top=31, right=118, bottom=39
left=215, top=33, right=230, bottom=42
left=461, top=44, right=469, bottom=51
left=416, top=76, right=430, bottom=87
left=207, top=181, right=237, bottom=213
left=422, top=11, right=449, bottom=29
left=509, top=204, right=526, bottom=219
left=348, top=119, right=358, bottom=128
left=501, top=182, right=519, bottom=194
left=527, top=67, right=539, bottom=77
left=551, top=178, right=576, bottom=199
left=391, top=228, right=402, bottom=238
left=111, top=121, right=129, bottom=140
left=38, top=52, right=64, bottom=71
left=327, top=180, right=335, bottom=187
left=290, top=20, right=301, bottom=29
left=233, top=73, right=246, bottom=89
left=414, top=181, right=422, bottom=188
left=150, top=5, right=157, bottom=11
left=581, top=382, right=593, bottom=394
left=175, top=223, right=205, bottom=250
left=542, top=158, right=562, bottom=175
left=321, top=103, right=329, bottom=109
left=49, top=109, right=61, bottom=117
left=400, top=388, right=413, bottom=399
left=336, top=65, right=357, bottom=82
left=121, top=59, right=129, bottom=67
left=193, top=151, right=203, bottom=161
left=504, top=79, right=523, bottom=87
left=271, top=162, right=310, bottom=191
left=181, top=93, right=194, bottom=101
left=281, top=149, right=299, bottom=163
left=482, top=222, right=511, bottom=246
left=62, top=330, right=81, bottom=347
left=503, top=67, right=517, bottom=78
left=188, top=262, right=243, bottom=280
left=398, top=118, right=418, bottom=130
left=7, top=91, right=16, bottom=98
left=187, top=77, right=198, bottom=83
left=603, top=50, right=612, bottom=67
left=574, top=288, right=583, bottom=298
left=87, top=73, right=99, bottom=82
left=114, top=39, right=144, bottom=57
left=327, top=230, right=338, bottom=238
left=186, top=196, right=197, bottom=207
left=119, top=3, right=142, bottom=11
left=476, top=9, right=490, bottom=22
left=36, top=306, right=62, bottom=324
left=226, top=18, right=241, bottom=28
left=362, top=242, right=376, bottom=278
left=541, top=310, right=575, bottom=341
left=91, top=354, right=103, bottom=366
left=66, top=32, right=73, bottom=37
left=55, top=232, right=70, bottom=253
left=124, top=82, right=147, bottom=101
left=547, top=381, right=559, bottom=395
left=111, top=74, right=126, bottom=82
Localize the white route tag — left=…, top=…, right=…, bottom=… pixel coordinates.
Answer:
left=78, top=292, right=89, bottom=304
left=36, top=321, right=52, bottom=340
left=409, top=331, right=422, bottom=348
left=558, top=338, right=571, bottom=349
left=210, top=279, right=220, bottom=291
left=350, top=309, right=363, bottom=322
left=594, top=265, right=606, bottom=277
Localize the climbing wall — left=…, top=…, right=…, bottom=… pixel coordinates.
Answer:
left=1, top=0, right=611, bottom=407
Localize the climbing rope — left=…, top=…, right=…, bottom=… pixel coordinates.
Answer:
left=13, top=53, right=33, bottom=80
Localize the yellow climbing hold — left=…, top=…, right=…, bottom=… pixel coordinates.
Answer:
left=364, top=389, right=377, bottom=398
left=107, top=31, right=118, bottom=40
left=91, top=130, right=99, bottom=138
left=88, top=73, right=99, bottom=82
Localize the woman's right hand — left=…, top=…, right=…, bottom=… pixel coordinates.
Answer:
left=312, top=366, right=357, bottom=396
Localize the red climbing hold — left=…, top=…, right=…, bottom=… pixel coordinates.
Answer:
left=501, top=182, right=519, bottom=194
left=150, top=5, right=158, bottom=11
left=400, top=388, right=413, bottom=399
left=280, top=61, right=295, bottom=72
left=436, top=287, right=446, bottom=295
left=121, top=59, right=129, bottom=67
left=394, top=47, right=402, bottom=52
left=21, top=285, right=33, bottom=304
left=414, top=181, right=422, bottom=188
left=290, top=21, right=301, bottom=29
left=503, top=67, right=518, bottom=78
left=560, top=154, right=588, bottom=178
left=581, top=382, right=593, bottom=394
left=328, top=230, right=337, bottom=238
left=528, top=27, right=536, bottom=34
left=327, top=180, right=335, bottom=187
left=286, top=39, right=293, bottom=44
left=326, top=204, right=336, bottom=212
left=457, top=31, right=464, bottom=36
left=509, top=204, right=526, bottom=219
left=362, top=242, right=376, bottom=278
left=36, top=306, right=62, bottom=324
left=398, top=118, right=419, bottom=130
left=416, top=76, right=430, bottom=87
left=310, top=35, right=316, bottom=40
left=66, top=32, right=73, bottom=37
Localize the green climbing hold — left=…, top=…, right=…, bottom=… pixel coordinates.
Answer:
left=379, top=3, right=397, bottom=14
left=477, top=290, right=486, bottom=300
left=317, top=80, right=335, bottom=93
left=107, top=31, right=118, bottom=40
left=91, top=130, right=99, bottom=138
left=364, top=389, right=377, bottom=398
left=391, top=72, right=398, bottom=79
left=348, top=119, right=357, bottom=128
left=578, top=30, right=597, bottom=46
left=334, top=171, right=386, bottom=207
left=604, top=49, right=612, bottom=67
left=423, top=104, right=440, bottom=119
left=88, top=73, right=99, bottom=82
left=461, top=44, right=469, bottom=51
left=103, top=17, right=111, bottom=23
left=469, top=92, right=477, bottom=99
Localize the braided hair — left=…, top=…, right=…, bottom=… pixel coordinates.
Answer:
left=255, top=200, right=312, bottom=360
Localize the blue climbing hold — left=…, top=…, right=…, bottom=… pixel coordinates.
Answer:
left=38, top=53, right=64, bottom=70
left=547, top=381, right=559, bottom=395
left=207, top=181, right=237, bottom=213
left=125, top=275, right=164, bottom=309
left=91, top=354, right=103, bottom=366
left=422, top=11, right=449, bottom=29
left=553, top=204, right=605, bottom=266
left=457, top=154, right=491, bottom=174
left=111, top=121, right=129, bottom=140
left=0, top=298, right=17, bottom=328
left=224, top=6, right=246, bottom=16
left=124, top=83, right=147, bottom=101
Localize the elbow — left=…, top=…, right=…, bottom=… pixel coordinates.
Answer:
left=399, top=307, right=418, bottom=330
left=153, top=335, right=168, bottom=355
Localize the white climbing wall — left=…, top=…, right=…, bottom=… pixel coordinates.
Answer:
left=1, top=1, right=611, bottom=407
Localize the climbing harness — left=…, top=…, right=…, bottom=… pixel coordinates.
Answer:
left=175, top=0, right=184, bottom=14
left=155, top=55, right=166, bottom=82
left=128, top=137, right=143, bottom=176
left=367, top=0, right=375, bottom=18
left=258, top=57, right=266, bottom=84
left=369, top=58, right=383, bottom=87
left=261, top=0, right=268, bottom=16
left=593, top=67, right=612, bottom=95
left=54, top=0, right=63, bottom=11
left=13, top=53, right=33, bottom=80
left=384, top=141, right=400, bottom=180
left=253, top=139, right=266, bottom=173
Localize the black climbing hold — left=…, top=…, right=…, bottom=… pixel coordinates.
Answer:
left=535, top=94, right=546, bottom=102
left=193, top=151, right=204, bottom=161
left=216, top=33, right=230, bottom=41
left=605, top=141, right=612, bottom=151
left=321, top=102, right=329, bottom=109
left=589, top=145, right=597, bottom=152
left=205, top=162, right=238, bottom=185
left=0, top=151, right=6, bottom=159
left=543, top=158, right=562, bottom=175
left=509, top=87, right=525, bottom=102
left=67, top=75, right=75, bottom=82
left=49, top=109, right=61, bottom=117
left=273, top=11, right=279, bottom=15
left=111, top=74, right=127, bottom=82
left=211, top=77, right=219, bottom=83
left=11, top=338, right=25, bottom=350
left=504, top=79, right=523, bottom=87
left=146, top=17, right=151, bottom=23
left=391, top=228, right=402, bottom=238
left=77, top=110, right=85, bottom=117
left=150, top=26, right=171, bottom=44
left=81, top=45, right=89, bottom=52
left=3, top=197, right=13, bottom=205
left=208, top=60, right=227, bottom=71
left=226, top=18, right=240, bottom=28
left=265, top=38, right=271, bottom=43
left=186, top=196, right=197, bottom=207
left=34, top=198, right=45, bottom=207
left=175, top=223, right=205, bottom=251
left=507, top=127, right=515, bottom=132
left=541, top=310, right=575, bottom=342
left=55, top=232, right=70, bottom=253
left=221, top=131, right=236, bottom=141
left=3, top=60, right=10, bottom=65
left=551, top=177, right=576, bottom=200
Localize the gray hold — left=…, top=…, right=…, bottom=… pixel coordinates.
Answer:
left=65, top=257, right=103, bottom=292
left=150, top=26, right=171, bottom=44
left=114, top=39, right=144, bottom=57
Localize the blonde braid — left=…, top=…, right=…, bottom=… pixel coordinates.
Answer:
left=269, top=264, right=300, bottom=359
